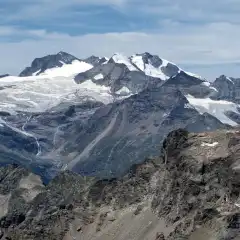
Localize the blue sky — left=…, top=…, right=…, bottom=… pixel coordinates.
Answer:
left=1, top=0, right=240, bottom=80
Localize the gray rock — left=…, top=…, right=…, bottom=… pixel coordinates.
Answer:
left=19, top=51, right=79, bottom=77
left=211, top=75, right=240, bottom=103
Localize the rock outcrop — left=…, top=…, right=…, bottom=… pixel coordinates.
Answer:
left=0, top=128, right=240, bottom=239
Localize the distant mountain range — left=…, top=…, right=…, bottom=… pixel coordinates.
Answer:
left=0, top=51, right=239, bottom=180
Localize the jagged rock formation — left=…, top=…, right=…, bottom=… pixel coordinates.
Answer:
left=211, top=75, right=240, bottom=104
left=163, top=71, right=214, bottom=98
left=83, top=56, right=108, bottom=66
left=19, top=52, right=79, bottom=77
left=0, top=128, right=240, bottom=239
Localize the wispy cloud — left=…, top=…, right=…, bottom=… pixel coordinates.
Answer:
left=1, top=21, right=240, bottom=78
left=1, top=0, right=240, bottom=78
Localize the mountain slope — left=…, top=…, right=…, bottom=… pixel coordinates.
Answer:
left=0, top=83, right=228, bottom=179
left=1, top=128, right=240, bottom=239
left=211, top=75, right=240, bottom=104
left=0, top=51, right=239, bottom=180
left=61, top=85, right=227, bottom=177
left=19, top=51, right=82, bottom=77
left=74, top=52, right=206, bottom=97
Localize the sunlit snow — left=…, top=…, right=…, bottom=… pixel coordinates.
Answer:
left=115, top=86, right=132, bottom=95
left=94, top=73, right=104, bottom=80
left=0, top=63, right=112, bottom=114
left=226, top=77, right=234, bottom=84
left=186, top=94, right=239, bottom=126
left=111, top=53, right=138, bottom=71
left=201, top=142, right=219, bottom=147
left=39, top=60, right=93, bottom=78
left=130, top=55, right=169, bottom=80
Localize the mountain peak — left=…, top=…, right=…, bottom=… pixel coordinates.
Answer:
left=84, top=55, right=108, bottom=66
left=19, top=51, right=79, bottom=77
left=215, top=74, right=234, bottom=84
left=57, top=51, right=69, bottom=55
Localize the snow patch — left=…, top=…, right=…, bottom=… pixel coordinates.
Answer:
left=111, top=53, right=138, bottom=71
left=115, top=86, right=132, bottom=95
left=39, top=60, right=93, bottom=78
left=79, top=79, right=110, bottom=93
left=226, top=77, right=234, bottom=84
left=185, top=71, right=205, bottom=80
left=161, top=58, right=170, bottom=67
left=209, top=86, right=218, bottom=92
left=184, top=103, right=195, bottom=109
left=59, top=61, right=66, bottom=65
left=201, top=81, right=218, bottom=92
left=130, top=55, right=169, bottom=80
left=94, top=73, right=104, bottom=80
left=235, top=203, right=240, bottom=208
left=143, top=63, right=168, bottom=80
left=201, top=142, right=219, bottom=147
left=32, top=69, right=41, bottom=76
left=130, top=55, right=145, bottom=71
left=201, top=81, right=211, bottom=87
left=186, top=94, right=239, bottom=126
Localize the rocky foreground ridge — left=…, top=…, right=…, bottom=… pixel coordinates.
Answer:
left=0, top=128, right=240, bottom=240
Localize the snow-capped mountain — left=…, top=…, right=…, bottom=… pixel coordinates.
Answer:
left=75, top=52, right=210, bottom=98
left=0, top=51, right=240, bottom=180
left=19, top=51, right=82, bottom=77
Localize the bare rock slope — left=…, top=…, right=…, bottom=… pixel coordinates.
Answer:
left=0, top=128, right=240, bottom=239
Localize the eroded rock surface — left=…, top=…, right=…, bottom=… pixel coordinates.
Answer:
left=0, top=128, right=240, bottom=239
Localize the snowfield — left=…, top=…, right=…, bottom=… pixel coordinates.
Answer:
left=186, top=94, right=239, bottom=126
left=39, top=60, right=93, bottom=78
left=0, top=52, right=238, bottom=129
left=0, top=71, right=112, bottom=114
left=130, top=55, right=170, bottom=80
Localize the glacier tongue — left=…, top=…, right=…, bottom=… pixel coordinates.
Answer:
left=0, top=75, right=112, bottom=114
left=186, top=94, right=239, bottom=126
left=39, top=60, right=93, bottom=78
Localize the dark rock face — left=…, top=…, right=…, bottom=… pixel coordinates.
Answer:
left=75, top=60, right=163, bottom=94
left=75, top=52, right=182, bottom=95
left=61, top=85, right=227, bottom=178
left=1, top=128, right=240, bottom=239
left=161, top=62, right=179, bottom=77
left=0, top=74, right=9, bottom=79
left=163, top=71, right=213, bottom=98
left=134, top=52, right=163, bottom=68
left=0, top=81, right=228, bottom=180
left=130, top=52, right=179, bottom=78
left=152, top=128, right=240, bottom=240
left=0, top=123, right=38, bottom=154
left=83, top=55, right=108, bottom=66
left=186, top=112, right=233, bottom=132
left=211, top=75, right=240, bottom=103
left=19, top=51, right=79, bottom=77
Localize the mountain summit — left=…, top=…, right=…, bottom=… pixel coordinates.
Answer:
left=19, top=51, right=80, bottom=77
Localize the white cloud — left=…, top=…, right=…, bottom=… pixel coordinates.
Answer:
left=1, top=0, right=240, bottom=79
left=1, top=21, right=240, bottom=79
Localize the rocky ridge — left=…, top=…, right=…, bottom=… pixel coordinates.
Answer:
left=0, top=128, right=240, bottom=239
